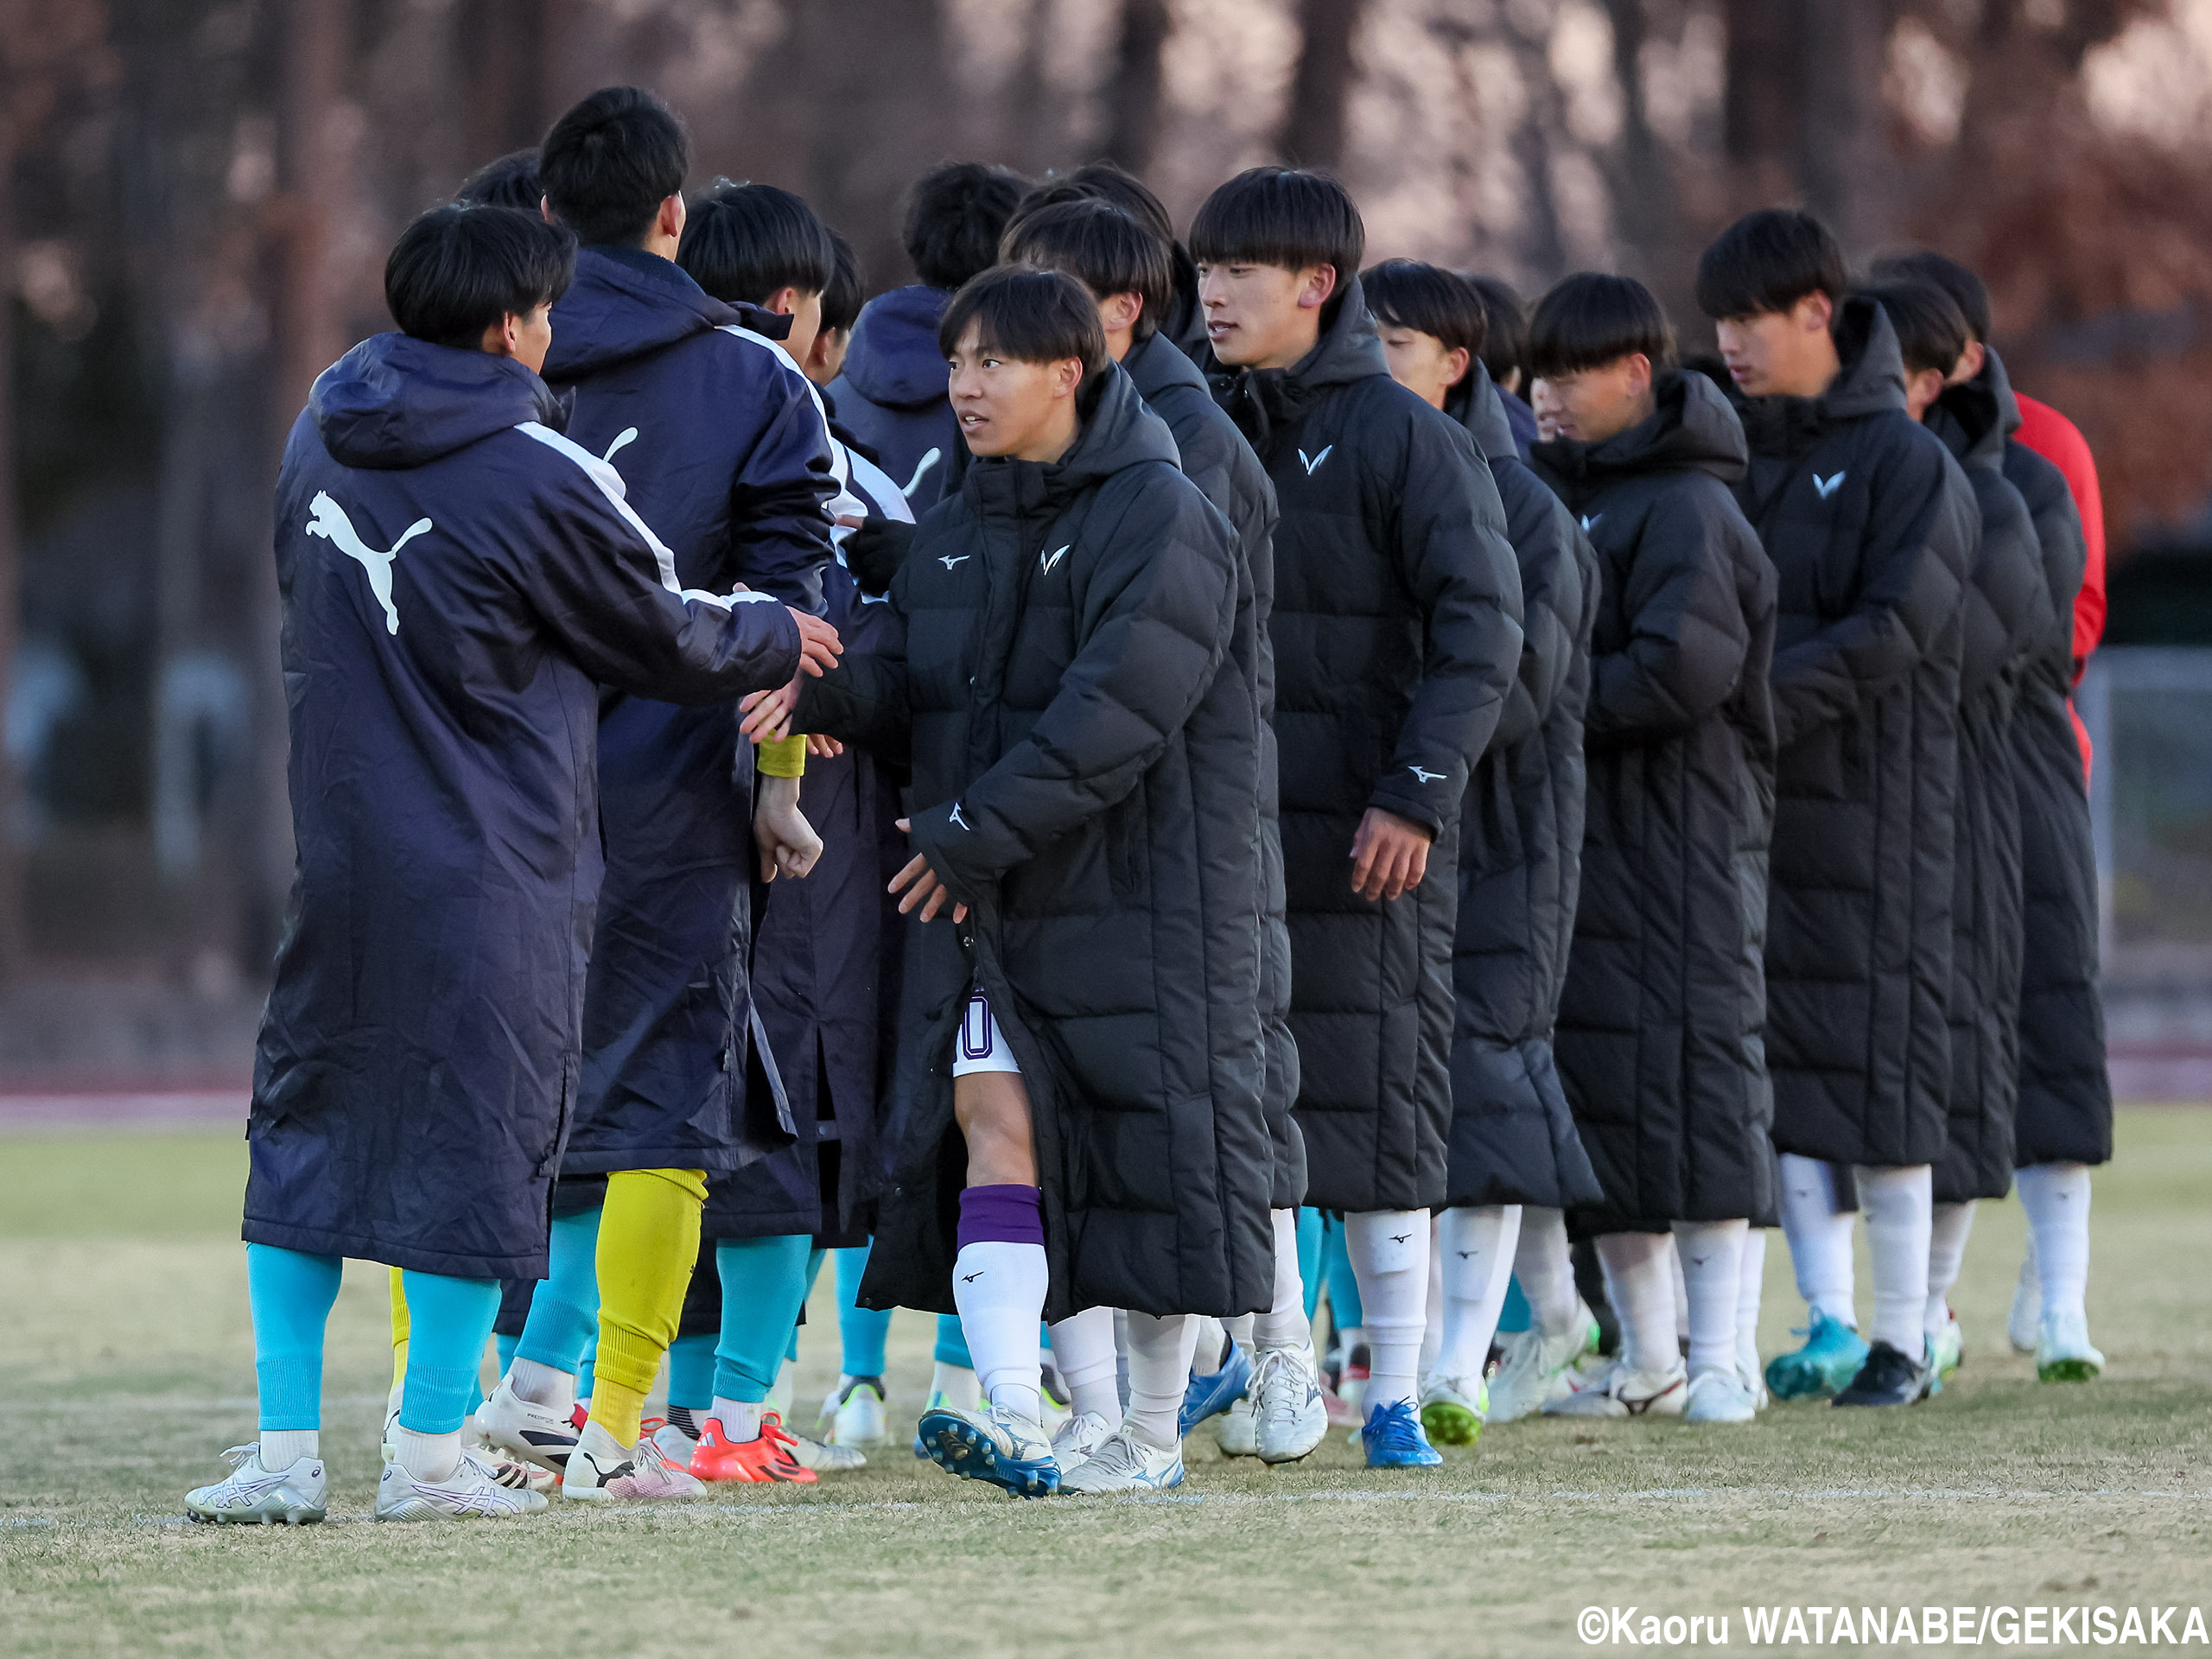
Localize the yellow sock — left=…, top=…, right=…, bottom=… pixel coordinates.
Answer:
left=588, top=1167, right=707, bottom=1448
left=388, top=1266, right=410, bottom=1395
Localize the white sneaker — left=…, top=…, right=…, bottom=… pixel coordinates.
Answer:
left=1488, top=1301, right=1602, bottom=1423
left=561, top=1420, right=706, bottom=1502
left=2035, top=1309, right=2105, bottom=1382
left=1057, top=1428, right=1184, bottom=1494
left=650, top=1421, right=700, bottom=1467
left=185, top=1445, right=327, bottom=1526
left=474, top=1374, right=579, bottom=1474
left=819, top=1376, right=888, bottom=1448
left=1251, top=1344, right=1329, bottom=1465
left=376, top=1446, right=550, bottom=1520
left=1543, top=1357, right=1688, bottom=1418
left=1681, top=1368, right=1758, bottom=1425
left=2010, top=1256, right=2042, bottom=1355
left=1736, top=1328, right=1770, bottom=1409
left=786, top=1431, right=867, bottom=1473
left=1051, top=1409, right=1116, bottom=1475
left=1214, top=1393, right=1258, bottom=1458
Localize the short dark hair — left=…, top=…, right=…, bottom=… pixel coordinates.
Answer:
left=1695, top=207, right=1849, bottom=321
left=1528, top=272, right=1677, bottom=379
left=1011, top=162, right=1201, bottom=338
left=385, top=204, right=575, bottom=351
left=1361, top=259, right=1487, bottom=365
left=1870, top=249, right=1991, bottom=342
left=1188, top=167, right=1364, bottom=287
left=903, top=162, right=1027, bottom=290
left=539, top=86, right=688, bottom=249
left=676, top=180, right=836, bottom=308
left=1462, top=273, right=1529, bottom=389
left=458, top=148, right=543, bottom=212
left=938, top=264, right=1107, bottom=390
left=820, top=228, right=865, bottom=335
left=1001, top=198, right=1173, bottom=344
left=1856, top=279, right=1968, bottom=378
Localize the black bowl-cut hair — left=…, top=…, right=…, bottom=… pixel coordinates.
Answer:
left=1001, top=197, right=1173, bottom=345
left=938, top=264, right=1108, bottom=391
left=820, top=228, right=865, bottom=335
left=904, top=162, right=1028, bottom=291
left=1012, top=162, right=1200, bottom=335
left=1856, top=279, right=1969, bottom=378
left=539, top=86, right=689, bottom=249
left=1695, top=207, right=1849, bottom=321
left=385, top=204, right=575, bottom=351
left=1189, top=167, right=1364, bottom=290
left=1463, top=272, right=1529, bottom=390
left=458, top=148, right=543, bottom=213
left=1870, top=249, right=1991, bottom=343
left=1361, top=259, right=1487, bottom=364
left=677, top=180, right=836, bottom=309
left=1529, top=271, right=1677, bottom=380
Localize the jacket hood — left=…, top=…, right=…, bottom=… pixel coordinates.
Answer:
left=311, top=332, right=565, bottom=470
left=540, top=246, right=786, bottom=381
left=1446, top=360, right=1517, bottom=461
left=1207, top=276, right=1389, bottom=447
left=966, top=361, right=1178, bottom=507
left=1733, top=294, right=1908, bottom=454
left=840, top=284, right=955, bottom=409
left=1124, top=327, right=1211, bottom=404
left=1532, top=368, right=1747, bottom=492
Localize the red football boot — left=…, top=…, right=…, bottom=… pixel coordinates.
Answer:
left=686, top=1415, right=818, bottom=1484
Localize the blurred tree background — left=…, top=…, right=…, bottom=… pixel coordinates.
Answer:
left=6, top=0, right=2212, bottom=1064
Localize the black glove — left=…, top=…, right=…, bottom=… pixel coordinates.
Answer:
left=844, top=516, right=915, bottom=597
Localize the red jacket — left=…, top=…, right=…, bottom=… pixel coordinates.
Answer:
left=2012, top=391, right=2106, bottom=782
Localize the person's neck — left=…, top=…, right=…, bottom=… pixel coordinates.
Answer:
left=1770, top=339, right=1840, bottom=401
left=1106, top=326, right=1135, bottom=364
left=1248, top=315, right=1321, bottom=372
left=1013, top=407, right=1080, bottom=465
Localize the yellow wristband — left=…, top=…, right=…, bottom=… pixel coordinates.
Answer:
left=756, top=734, right=807, bottom=778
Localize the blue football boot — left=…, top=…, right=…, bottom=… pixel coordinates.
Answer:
left=1764, top=1307, right=1871, bottom=1402
left=916, top=1402, right=1060, bottom=1497
left=1361, top=1398, right=1443, bottom=1468
left=1179, top=1337, right=1254, bottom=1438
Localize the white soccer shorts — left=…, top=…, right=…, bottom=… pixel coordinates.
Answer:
left=951, top=988, right=1020, bottom=1077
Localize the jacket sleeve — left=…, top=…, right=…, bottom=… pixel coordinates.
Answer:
left=726, top=349, right=841, bottom=614
left=1366, top=411, right=1525, bottom=833
left=519, top=448, right=801, bottom=704
left=789, top=575, right=914, bottom=765
left=1767, top=423, right=1972, bottom=749
left=1960, top=486, right=2056, bottom=701
left=1486, top=469, right=1585, bottom=752
left=908, top=478, right=1237, bottom=904
left=1584, top=493, right=1751, bottom=747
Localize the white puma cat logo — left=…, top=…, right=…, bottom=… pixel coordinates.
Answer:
left=1041, top=543, right=1070, bottom=575
left=305, top=493, right=432, bottom=635
left=1408, top=765, right=1444, bottom=784
left=601, top=428, right=638, bottom=467
left=1813, top=471, right=1847, bottom=499
left=1298, top=445, right=1333, bottom=475
left=903, top=448, right=943, bottom=498
left=940, top=554, right=970, bottom=570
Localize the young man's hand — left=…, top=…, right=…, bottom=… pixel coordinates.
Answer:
left=790, top=607, right=842, bottom=677
left=754, top=774, right=823, bottom=882
left=1349, top=806, right=1433, bottom=903
left=888, top=817, right=967, bottom=923
left=740, top=680, right=798, bottom=742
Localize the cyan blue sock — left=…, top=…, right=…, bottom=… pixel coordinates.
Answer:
left=1322, top=1214, right=1364, bottom=1332
left=835, top=1245, right=892, bottom=1376
left=1297, top=1207, right=1325, bottom=1323
left=513, top=1205, right=601, bottom=1376
left=668, top=1332, right=717, bottom=1413
left=396, top=1271, right=500, bottom=1435
left=496, top=1333, right=519, bottom=1374
left=1497, top=1274, right=1532, bottom=1335
left=786, top=1249, right=826, bottom=1363
left=933, top=1312, right=974, bottom=1370
left=578, top=1338, right=595, bottom=1402
left=713, top=1234, right=813, bottom=1404
left=246, top=1244, right=342, bottom=1431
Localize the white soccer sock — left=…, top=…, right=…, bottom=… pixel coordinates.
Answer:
left=1738, top=1227, right=1768, bottom=1362
left=1514, top=1206, right=1580, bottom=1336
left=508, top=1356, right=575, bottom=1412
left=1421, top=1214, right=1445, bottom=1376
left=929, top=1360, right=981, bottom=1408
left=1225, top=1313, right=1256, bottom=1349
left=2016, top=1162, right=2092, bottom=1323
left=1854, top=1164, right=1933, bottom=1357
left=1777, top=1153, right=1858, bottom=1326
left=710, top=1397, right=764, bottom=1441
left=1671, top=1218, right=1749, bottom=1380
left=1122, top=1311, right=1198, bottom=1450
left=1925, top=1200, right=1976, bottom=1338
left=1344, top=1210, right=1431, bottom=1412
left=1434, top=1205, right=1522, bottom=1382
left=952, top=1241, right=1048, bottom=1421
left=1047, top=1305, right=1122, bottom=1422
left=1188, top=1315, right=1227, bottom=1376
left=260, top=1429, right=318, bottom=1469
left=1253, top=1207, right=1312, bottom=1351
left=391, top=1424, right=461, bottom=1483
left=1593, top=1233, right=1677, bottom=1376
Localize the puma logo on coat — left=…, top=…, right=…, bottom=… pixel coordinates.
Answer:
left=305, top=492, right=432, bottom=635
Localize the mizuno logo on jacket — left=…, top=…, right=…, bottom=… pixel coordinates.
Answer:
left=940, top=554, right=969, bottom=570
left=1408, top=765, right=1444, bottom=784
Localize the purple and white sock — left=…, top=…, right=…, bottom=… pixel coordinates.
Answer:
left=953, top=1185, right=1049, bottom=1423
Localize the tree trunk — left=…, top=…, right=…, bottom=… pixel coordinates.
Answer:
left=1722, top=0, right=1800, bottom=187
left=0, top=124, right=22, bottom=982
left=1103, top=0, right=1172, bottom=176
left=1796, top=0, right=1896, bottom=251
left=1278, top=0, right=1368, bottom=170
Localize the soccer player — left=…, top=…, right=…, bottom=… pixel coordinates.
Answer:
left=1869, top=250, right=2112, bottom=1380
left=829, top=161, right=1027, bottom=509
left=1360, top=257, right=1601, bottom=1444
left=1464, top=273, right=1539, bottom=458
left=456, top=147, right=543, bottom=212
left=1698, top=209, right=1977, bottom=1408
left=1000, top=191, right=1322, bottom=1466
left=1192, top=168, right=1524, bottom=1466
left=185, top=203, right=836, bottom=1524
left=1864, top=274, right=2055, bottom=1388
left=472, top=87, right=840, bottom=1502
left=757, top=264, right=1272, bottom=1496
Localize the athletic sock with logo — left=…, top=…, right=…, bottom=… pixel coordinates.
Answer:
left=1047, top=1305, right=1122, bottom=1422
left=1925, top=1200, right=1976, bottom=1339
left=1513, top=1206, right=1580, bottom=1337
left=1738, top=1227, right=1768, bottom=1367
left=1777, top=1152, right=1858, bottom=1327
left=1434, top=1205, right=1522, bottom=1382
left=952, top=1185, right=1048, bottom=1423
left=1854, top=1164, right=1934, bottom=1358
left=1344, top=1210, right=1430, bottom=1412
left=1122, top=1312, right=1198, bottom=1451
left=1592, top=1232, right=1677, bottom=1376
left=2016, top=1162, right=2092, bottom=1323
left=1671, top=1219, right=1749, bottom=1379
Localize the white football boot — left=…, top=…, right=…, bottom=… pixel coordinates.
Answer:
left=1681, top=1367, right=1758, bottom=1425
left=1050, top=1409, right=1116, bottom=1476
left=1250, top=1344, right=1329, bottom=1464
left=1057, top=1427, right=1184, bottom=1494
left=474, top=1374, right=580, bottom=1474
left=561, top=1420, right=706, bottom=1502
left=185, top=1445, right=327, bottom=1527
left=1214, top=1392, right=1258, bottom=1458
left=1488, top=1300, right=1602, bottom=1422
left=376, top=1445, right=549, bottom=1520
left=1543, top=1357, right=1688, bottom=1418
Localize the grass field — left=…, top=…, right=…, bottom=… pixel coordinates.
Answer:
left=3, top=1112, right=2209, bottom=1657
